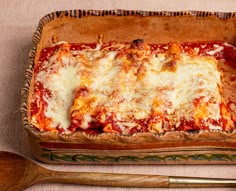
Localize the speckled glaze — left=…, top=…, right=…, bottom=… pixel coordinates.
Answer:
left=21, top=10, right=236, bottom=164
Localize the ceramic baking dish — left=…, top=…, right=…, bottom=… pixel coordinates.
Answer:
left=21, top=10, right=236, bottom=164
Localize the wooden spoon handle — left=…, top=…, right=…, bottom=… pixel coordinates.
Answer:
left=46, top=171, right=169, bottom=188
left=43, top=171, right=236, bottom=188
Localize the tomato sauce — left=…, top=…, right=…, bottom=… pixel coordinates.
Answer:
left=31, top=41, right=236, bottom=134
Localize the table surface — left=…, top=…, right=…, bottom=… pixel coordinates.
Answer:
left=0, top=0, right=236, bottom=190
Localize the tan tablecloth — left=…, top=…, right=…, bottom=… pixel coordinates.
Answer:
left=0, top=0, right=236, bottom=190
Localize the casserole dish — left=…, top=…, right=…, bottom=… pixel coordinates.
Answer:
left=21, top=10, right=236, bottom=164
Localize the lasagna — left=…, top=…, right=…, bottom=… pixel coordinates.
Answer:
left=30, top=39, right=236, bottom=135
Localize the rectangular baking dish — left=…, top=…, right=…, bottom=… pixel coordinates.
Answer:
left=21, top=10, right=236, bottom=164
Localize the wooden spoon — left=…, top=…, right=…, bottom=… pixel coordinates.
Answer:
left=1, top=151, right=236, bottom=191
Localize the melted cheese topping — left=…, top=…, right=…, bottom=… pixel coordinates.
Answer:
left=37, top=65, right=80, bottom=128
left=31, top=41, right=235, bottom=134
